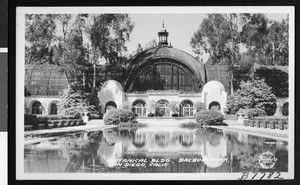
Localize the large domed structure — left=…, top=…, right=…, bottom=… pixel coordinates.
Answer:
left=124, top=45, right=206, bottom=92
left=124, top=23, right=206, bottom=93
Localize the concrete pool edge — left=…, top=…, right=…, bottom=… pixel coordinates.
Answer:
left=209, top=125, right=288, bottom=141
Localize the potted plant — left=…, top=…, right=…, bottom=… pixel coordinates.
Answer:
left=148, top=100, right=156, bottom=117
left=168, top=101, right=179, bottom=117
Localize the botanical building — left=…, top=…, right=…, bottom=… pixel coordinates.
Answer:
left=24, top=23, right=288, bottom=117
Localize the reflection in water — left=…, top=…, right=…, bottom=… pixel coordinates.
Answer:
left=24, top=126, right=288, bottom=173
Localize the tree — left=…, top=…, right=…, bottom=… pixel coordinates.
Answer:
left=144, top=39, right=157, bottom=50
left=87, top=14, right=134, bottom=87
left=25, top=14, right=57, bottom=64
left=226, top=78, right=277, bottom=116
left=58, top=82, right=101, bottom=116
left=190, top=13, right=253, bottom=94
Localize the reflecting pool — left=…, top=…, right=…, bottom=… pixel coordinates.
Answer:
left=24, top=126, right=288, bottom=173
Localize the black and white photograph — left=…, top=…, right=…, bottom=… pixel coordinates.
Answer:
left=15, top=6, right=294, bottom=180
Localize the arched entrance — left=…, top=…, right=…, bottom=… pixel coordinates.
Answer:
left=180, top=100, right=194, bottom=117
left=105, top=101, right=117, bottom=112
left=282, top=102, right=288, bottom=116
left=49, top=101, right=59, bottom=115
left=132, top=100, right=147, bottom=117
left=209, top=101, right=221, bottom=111
left=32, top=101, right=43, bottom=115
left=156, top=99, right=169, bottom=117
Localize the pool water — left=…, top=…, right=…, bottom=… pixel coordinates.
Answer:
left=24, top=126, right=288, bottom=173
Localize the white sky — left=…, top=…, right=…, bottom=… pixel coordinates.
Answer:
left=124, top=13, right=288, bottom=57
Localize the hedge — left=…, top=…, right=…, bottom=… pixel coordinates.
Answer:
left=250, top=116, right=288, bottom=121
left=36, top=115, right=80, bottom=120
left=103, top=108, right=135, bottom=125
left=195, top=110, right=225, bottom=126
left=237, top=108, right=266, bottom=118
left=24, top=114, right=84, bottom=130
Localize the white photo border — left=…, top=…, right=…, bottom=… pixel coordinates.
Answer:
left=16, top=6, right=295, bottom=180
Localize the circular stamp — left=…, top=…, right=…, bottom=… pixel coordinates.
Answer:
left=258, top=151, right=278, bottom=169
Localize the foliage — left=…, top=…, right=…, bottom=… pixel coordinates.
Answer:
left=168, top=101, right=179, bottom=113
left=195, top=110, right=225, bottom=126
left=191, top=13, right=289, bottom=67
left=58, top=82, right=101, bottom=116
left=226, top=78, right=277, bottom=116
left=180, top=122, right=201, bottom=129
left=237, top=108, right=266, bottom=119
left=103, top=108, right=135, bottom=125
left=148, top=100, right=157, bottom=113
left=25, top=14, right=134, bottom=89
left=120, top=101, right=132, bottom=111
left=250, top=116, right=288, bottom=121
left=24, top=114, right=83, bottom=129
left=130, top=89, right=200, bottom=94
left=194, top=101, right=207, bottom=112
left=25, top=14, right=57, bottom=64
left=36, top=115, right=80, bottom=120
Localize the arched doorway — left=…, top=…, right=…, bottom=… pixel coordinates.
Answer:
left=282, top=102, right=288, bottom=116
left=180, top=100, right=194, bottom=117
left=209, top=101, right=221, bottom=111
left=105, top=101, right=117, bottom=112
left=132, top=100, right=146, bottom=117
left=32, top=101, right=43, bottom=115
left=50, top=101, right=59, bottom=115
left=156, top=99, right=169, bottom=117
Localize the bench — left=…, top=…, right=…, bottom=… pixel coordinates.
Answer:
left=24, top=125, right=33, bottom=131
left=47, top=123, right=54, bottom=129
left=38, top=124, right=45, bottom=130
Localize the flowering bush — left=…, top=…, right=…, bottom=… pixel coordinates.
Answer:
left=226, top=78, right=277, bottom=116
left=195, top=110, right=225, bottom=126
left=103, top=108, right=135, bottom=125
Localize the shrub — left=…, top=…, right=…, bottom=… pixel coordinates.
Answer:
left=226, top=78, right=277, bottom=115
left=148, top=100, right=157, bottom=114
left=168, top=101, right=179, bottom=113
left=120, top=101, right=132, bottom=111
left=195, top=110, right=224, bottom=126
left=194, top=101, right=207, bottom=112
left=237, top=108, right=266, bottom=119
left=24, top=114, right=38, bottom=125
left=103, top=108, right=135, bottom=125
left=58, top=82, right=101, bottom=116
left=180, top=122, right=201, bottom=129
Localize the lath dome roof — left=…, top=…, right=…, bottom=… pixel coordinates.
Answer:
left=25, top=64, right=69, bottom=96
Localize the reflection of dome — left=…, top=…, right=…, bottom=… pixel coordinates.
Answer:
left=202, top=137, right=227, bottom=168
left=98, top=142, right=123, bottom=167
left=25, top=64, right=68, bottom=96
